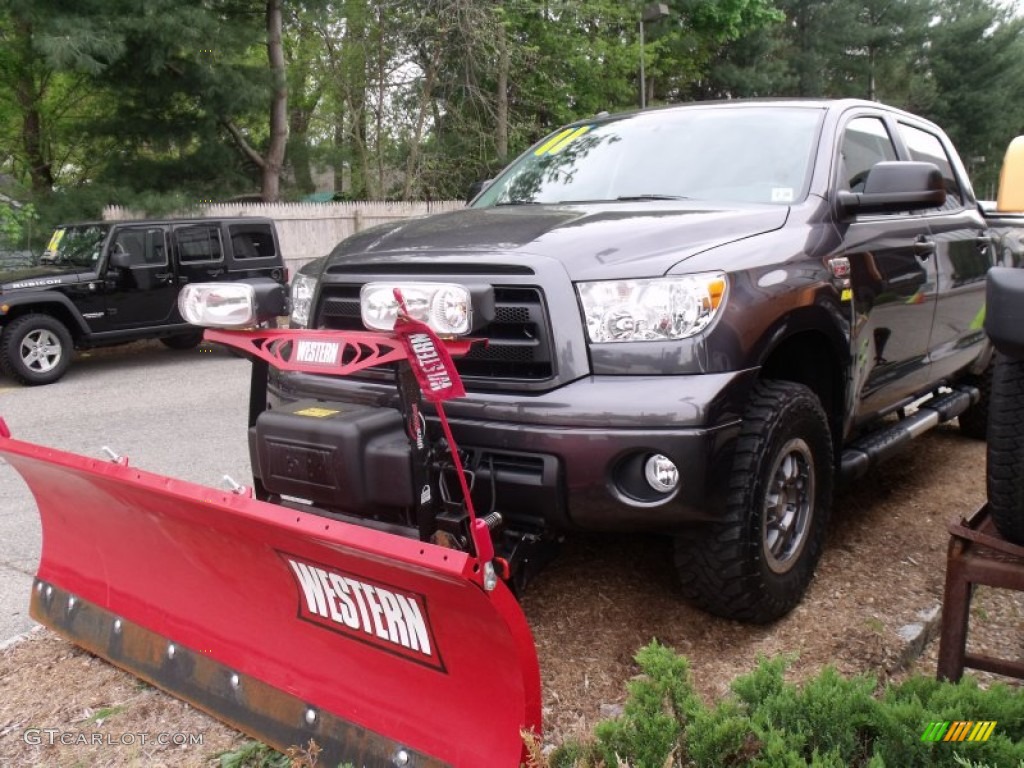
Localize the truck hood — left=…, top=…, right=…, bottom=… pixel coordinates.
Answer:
left=0, top=265, right=91, bottom=292
left=331, top=203, right=789, bottom=279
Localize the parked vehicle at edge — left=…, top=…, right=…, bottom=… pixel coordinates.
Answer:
left=0, top=217, right=286, bottom=385
left=270, top=99, right=1024, bottom=624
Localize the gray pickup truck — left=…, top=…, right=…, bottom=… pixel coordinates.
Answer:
left=267, top=99, right=1022, bottom=622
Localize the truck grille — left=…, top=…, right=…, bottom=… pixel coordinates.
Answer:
left=316, top=284, right=555, bottom=381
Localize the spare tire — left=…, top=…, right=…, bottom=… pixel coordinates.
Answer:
left=986, top=353, right=1024, bottom=544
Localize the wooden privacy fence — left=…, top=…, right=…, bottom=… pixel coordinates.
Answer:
left=103, top=200, right=465, bottom=274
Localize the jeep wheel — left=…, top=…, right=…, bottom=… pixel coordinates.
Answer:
left=160, top=330, right=204, bottom=350
left=674, top=380, right=833, bottom=623
left=958, top=359, right=993, bottom=440
left=0, top=314, right=74, bottom=386
left=986, top=354, right=1024, bottom=544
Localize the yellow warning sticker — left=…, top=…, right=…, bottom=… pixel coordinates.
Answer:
left=294, top=407, right=340, bottom=418
left=841, top=288, right=853, bottom=302
left=45, top=228, right=65, bottom=255
left=534, top=129, right=575, bottom=156
left=534, top=126, right=591, bottom=156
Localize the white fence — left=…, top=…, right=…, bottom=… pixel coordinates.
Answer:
left=103, top=200, right=465, bottom=274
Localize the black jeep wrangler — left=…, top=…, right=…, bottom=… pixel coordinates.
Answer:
left=0, top=217, right=286, bottom=385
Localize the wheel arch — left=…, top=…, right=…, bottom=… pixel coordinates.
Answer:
left=0, top=295, right=89, bottom=342
left=755, top=314, right=849, bottom=453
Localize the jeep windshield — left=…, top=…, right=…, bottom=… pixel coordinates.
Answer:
left=42, top=224, right=109, bottom=268
left=472, top=105, right=823, bottom=207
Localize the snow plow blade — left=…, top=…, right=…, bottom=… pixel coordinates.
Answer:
left=0, top=426, right=540, bottom=767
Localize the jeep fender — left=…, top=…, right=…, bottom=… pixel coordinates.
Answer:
left=0, top=292, right=91, bottom=336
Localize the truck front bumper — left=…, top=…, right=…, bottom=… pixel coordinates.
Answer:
left=268, top=368, right=760, bottom=533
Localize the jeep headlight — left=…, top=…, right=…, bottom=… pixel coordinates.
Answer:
left=360, top=282, right=471, bottom=335
left=577, top=273, right=727, bottom=343
left=290, top=273, right=317, bottom=328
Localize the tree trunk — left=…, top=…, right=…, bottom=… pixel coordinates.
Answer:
left=343, top=0, right=370, bottom=199
left=263, top=0, right=289, bottom=202
left=401, top=63, right=438, bottom=200
left=12, top=18, right=54, bottom=194
left=496, top=16, right=509, bottom=163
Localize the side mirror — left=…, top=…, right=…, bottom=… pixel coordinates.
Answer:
left=466, top=179, right=492, bottom=204
left=837, top=161, right=946, bottom=216
left=108, top=250, right=132, bottom=270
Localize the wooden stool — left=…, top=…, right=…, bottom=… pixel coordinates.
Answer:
left=937, top=504, right=1024, bottom=682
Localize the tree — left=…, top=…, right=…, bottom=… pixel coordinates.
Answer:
left=919, top=0, right=1024, bottom=197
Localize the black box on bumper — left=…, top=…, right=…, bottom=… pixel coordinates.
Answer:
left=249, top=400, right=414, bottom=513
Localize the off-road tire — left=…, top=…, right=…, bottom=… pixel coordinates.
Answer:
left=674, top=380, right=833, bottom=623
left=958, top=360, right=993, bottom=440
left=0, top=314, right=74, bottom=386
left=986, top=354, right=1024, bottom=544
left=159, top=330, right=204, bottom=350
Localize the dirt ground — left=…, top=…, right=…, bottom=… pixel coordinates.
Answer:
left=1, top=423, right=1022, bottom=767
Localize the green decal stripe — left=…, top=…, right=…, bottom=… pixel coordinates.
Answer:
left=921, top=721, right=949, bottom=742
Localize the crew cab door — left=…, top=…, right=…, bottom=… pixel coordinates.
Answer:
left=101, top=226, right=179, bottom=329
left=836, top=115, right=938, bottom=421
left=893, top=120, right=992, bottom=382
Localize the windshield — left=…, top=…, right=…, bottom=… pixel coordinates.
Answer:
left=42, top=224, right=109, bottom=268
left=474, top=106, right=824, bottom=207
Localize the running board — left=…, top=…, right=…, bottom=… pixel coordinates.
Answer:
left=840, top=386, right=979, bottom=484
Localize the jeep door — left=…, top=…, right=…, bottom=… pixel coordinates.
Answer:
left=893, top=120, right=992, bottom=383
left=173, top=224, right=229, bottom=288
left=101, top=226, right=179, bottom=329
left=836, top=114, right=939, bottom=422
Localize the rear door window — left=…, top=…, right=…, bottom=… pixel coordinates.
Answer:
left=175, top=226, right=224, bottom=263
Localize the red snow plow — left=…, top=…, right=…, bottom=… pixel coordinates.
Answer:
left=0, top=282, right=541, bottom=767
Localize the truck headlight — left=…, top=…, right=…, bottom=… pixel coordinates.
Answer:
left=360, top=282, right=472, bottom=335
left=290, top=273, right=317, bottom=328
left=576, top=273, right=727, bottom=343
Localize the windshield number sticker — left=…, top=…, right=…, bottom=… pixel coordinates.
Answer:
left=535, top=126, right=591, bottom=157
left=45, top=229, right=65, bottom=256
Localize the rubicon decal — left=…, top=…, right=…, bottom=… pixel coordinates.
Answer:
left=294, top=340, right=340, bottom=366
left=282, top=553, right=444, bottom=671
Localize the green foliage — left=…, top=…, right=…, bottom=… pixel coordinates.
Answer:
left=548, top=642, right=1024, bottom=768
left=0, top=203, right=38, bottom=249
left=592, top=642, right=701, bottom=768
left=217, top=741, right=290, bottom=768
left=216, top=739, right=352, bottom=768
left=3, top=0, right=1024, bottom=208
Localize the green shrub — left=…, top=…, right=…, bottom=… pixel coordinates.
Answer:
left=546, top=642, right=1024, bottom=768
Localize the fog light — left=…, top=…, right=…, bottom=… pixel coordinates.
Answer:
left=644, top=454, right=679, bottom=493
